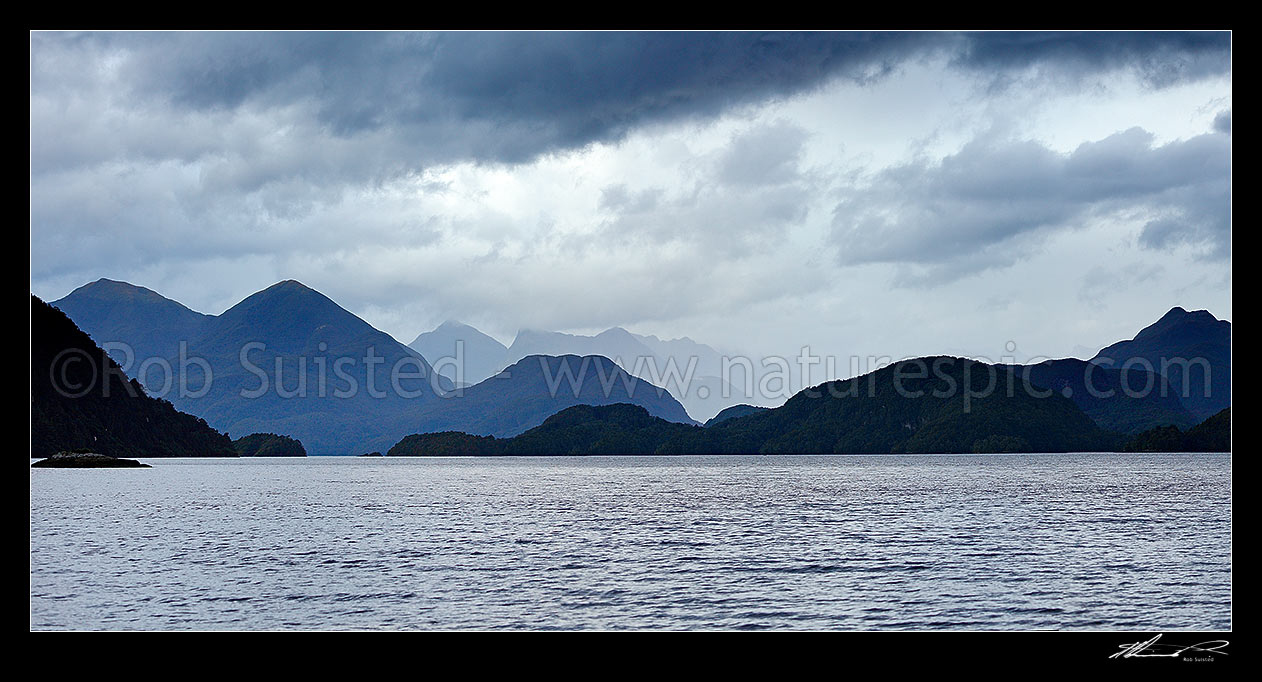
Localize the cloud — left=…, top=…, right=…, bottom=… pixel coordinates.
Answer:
left=1078, top=262, right=1166, bottom=306
left=32, top=31, right=1229, bottom=176
left=951, top=31, right=1230, bottom=88
left=1213, top=109, right=1231, bottom=134
left=830, top=126, right=1231, bottom=280
left=590, top=121, right=818, bottom=260
left=717, top=120, right=810, bottom=186
left=30, top=32, right=1230, bottom=278
left=28, top=32, right=1232, bottom=364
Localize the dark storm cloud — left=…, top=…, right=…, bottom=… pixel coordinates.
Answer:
left=831, top=126, right=1231, bottom=278
left=952, top=31, right=1230, bottom=88
left=32, top=31, right=1230, bottom=174
left=40, top=32, right=936, bottom=168
left=29, top=30, right=1232, bottom=337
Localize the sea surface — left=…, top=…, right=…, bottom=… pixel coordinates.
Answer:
left=30, top=454, right=1231, bottom=631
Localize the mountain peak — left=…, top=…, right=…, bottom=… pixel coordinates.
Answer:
left=214, top=280, right=371, bottom=350
left=1139, top=305, right=1227, bottom=339
left=1157, top=306, right=1189, bottom=322
left=598, top=326, right=637, bottom=339
left=268, top=279, right=316, bottom=293
left=239, top=279, right=332, bottom=305
left=1091, top=304, right=1230, bottom=421
left=68, top=278, right=167, bottom=302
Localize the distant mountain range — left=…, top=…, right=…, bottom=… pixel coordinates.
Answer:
left=408, top=354, right=695, bottom=437
left=49, top=279, right=696, bottom=452
left=54, top=279, right=452, bottom=454
left=384, top=307, right=1231, bottom=456
left=408, top=320, right=509, bottom=387
left=412, top=322, right=756, bottom=421
left=31, top=295, right=236, bottom=458
left=44, top=277, right=1231, bottom=456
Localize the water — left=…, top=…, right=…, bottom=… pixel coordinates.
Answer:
left=30, top=454, right=1231, bottom=631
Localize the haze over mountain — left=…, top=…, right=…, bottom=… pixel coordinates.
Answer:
left=504, top=327, right=755, bottom=421
left=384, top=304, right=1236, bottom=456
left=407, top=354, right=696, bottom=438
left=50, top=277, right=1229, bottom=455
left=53, top=279, right=695, bottom=451
left=54, top=279, right=452, bottom=454
left=1091, top=306, right=1230, bottom=420
left=408, top=320, right=509, bottom=387
left=31, top=295, right=236, bottom=459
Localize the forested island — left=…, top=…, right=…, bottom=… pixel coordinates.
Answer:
left=233, top=433, right=308, bottom=457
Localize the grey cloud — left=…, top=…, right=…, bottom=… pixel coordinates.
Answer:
left=1213, top=109, right=1231, bottom=134
left=591, top=122, right=818, bottom=259
left=718, top=121, right=809, bottom=186
left=29, top=31, right=1231, bottom=249
left=952, top=31, right=1230, bottom=88
left=599, top=184, right=663, bottom=214
left=29, top=31, right=1232, bottom=354
left=1079, top=262, right=1166, bottom=306
left=32, top=31, right=1229, bottom=176
left=831, top=127, right=1230, bottom=278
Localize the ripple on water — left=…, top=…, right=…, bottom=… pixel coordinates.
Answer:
left=30, top=454, right=1231, bottom=631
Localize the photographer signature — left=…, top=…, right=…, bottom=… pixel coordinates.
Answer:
left=1110, top=634, right=1229, bottom=659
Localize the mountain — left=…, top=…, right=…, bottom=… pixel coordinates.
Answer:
left=505, top=327, right=755, bottom=421
left=387, top=356, right=1119, bottom=455
left=31, top=295, right=237, bottom=459
left=704, top=404, right=770, bottom=427
left=407, top=354, right=697, bottom=438
left=630, top=332, right=729, bottom=378
left=408, top=320, right=508, bottom=386
left=506, top=327, right=654, bottom=367
left=1092, top=307, right=1230, bottom=420
left=696, top=357, right=1116, bottom=454
left=999, top=358, right=1198, bottom=434
left=53, top=280, right=453, bottom=454
left=53, top=279, right=213, bottom=369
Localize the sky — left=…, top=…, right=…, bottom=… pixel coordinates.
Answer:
left=30, top=31, right=1231, bottom=370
